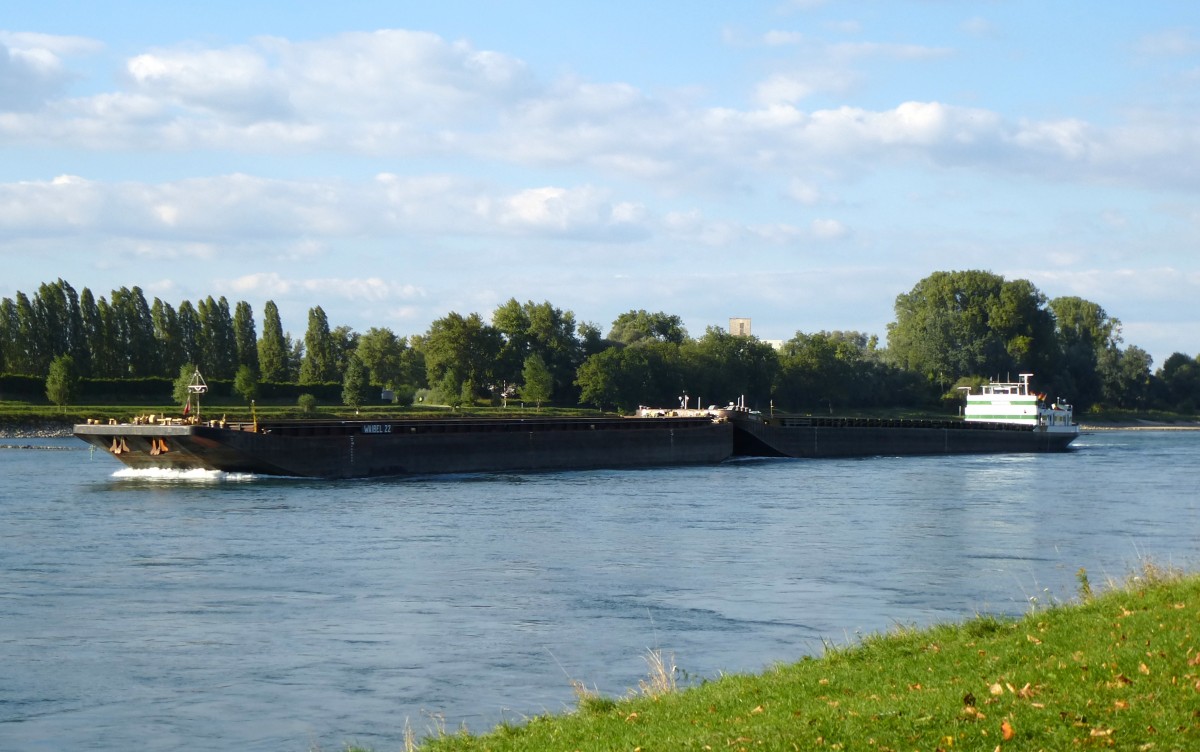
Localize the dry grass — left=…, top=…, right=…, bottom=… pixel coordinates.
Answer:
left=635, top=647, right=677, bottom=698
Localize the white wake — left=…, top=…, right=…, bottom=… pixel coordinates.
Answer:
left=112, top=467, right=259, bottom=482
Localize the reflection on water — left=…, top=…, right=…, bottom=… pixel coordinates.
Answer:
left=1, top=432, right=1198, bottom=751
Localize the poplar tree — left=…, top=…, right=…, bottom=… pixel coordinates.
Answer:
left=0, top=297, right=16, bottom=373
left=14, top=292, right=36, bottom=374
left=300, top=306, right=337, bottom=384
left=79, top=288, right=102, bottom=378
left=233, top=300, right=259, bottom=375
left=197, top=296, right=236, bottom=378
left=151, top=298, right=183, bottom=377
left=177, top=300, right=202, bottom=372
left=257, top=300, right=288, bottom=382
left=110, top=286, right=157, bottom=376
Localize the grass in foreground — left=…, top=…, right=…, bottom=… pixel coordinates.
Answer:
left=362, top=564, right=1200, bottom=751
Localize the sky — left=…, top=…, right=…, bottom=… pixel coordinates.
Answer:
left=2, top=1, right=1199, bottom=368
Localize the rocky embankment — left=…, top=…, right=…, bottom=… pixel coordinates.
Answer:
left=0, top=421, right=74, bottom=439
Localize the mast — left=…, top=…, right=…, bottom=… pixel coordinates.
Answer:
left=186, top=368, right=208, bottom=422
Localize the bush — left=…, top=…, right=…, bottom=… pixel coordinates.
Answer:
left=298, top=393, right=317, bottom=413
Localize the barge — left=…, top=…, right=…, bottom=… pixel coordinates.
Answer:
left=75, top=373, right=1076, bottom=478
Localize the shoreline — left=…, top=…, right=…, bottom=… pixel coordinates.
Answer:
left=0, top=422, right=74, bottom=439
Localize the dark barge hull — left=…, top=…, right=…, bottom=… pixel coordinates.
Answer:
left=730, top=414, right=1078, bottom=458
left=74, top=416, right=734, bottom=479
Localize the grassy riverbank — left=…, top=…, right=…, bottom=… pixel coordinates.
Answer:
left=363, top=564, right=1199, bottom=752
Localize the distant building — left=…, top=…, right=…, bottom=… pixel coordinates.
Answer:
left=729, top=317, right=751, bottom=337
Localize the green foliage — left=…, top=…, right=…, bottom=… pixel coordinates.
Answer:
left=421, top=312, right=501, bottom=406
left=492, top=298, right=581, bottom=403
left=887, top=270, right=1056, bottom=387
left=1, top=275, right=1192, bottom=417
left=341, top=353, right=371, bottom=409
left=776, top=330, right=930, bottom=412
left=151, top=297, right=184, bottom=377
left=607, top=309, right=687, bottom=346
left=683, top=327, right=778, bottom=408
left=575, top=341, right=686, bottom=412
left=1099, top=344, right=1153, bottom=409
left=257, top=300, right=290, bottom=382
left=232, top=300, right=258, bottom=375
left=172, top=363, right=196, bottom=407
left=356, top=327, right=412, bottom=390
left=44, top=354, right=80, bottom=409
left=233, top=364, right=259, bottom=403
left=520, top=353, right=553, bottom=409
left=300, top=306, right=338, bottom=384
left=297, top=393, right=317, bottom=413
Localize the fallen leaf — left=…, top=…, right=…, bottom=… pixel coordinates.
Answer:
left=1139, top=663, right=1151, bottom=675
left=1114, top=700, right=1130, bottom=710
left=751, top=705, right=764, bottom=714
left=989, top=683, right=1004, bottom=696
left=1026, top=634, right=1042, bottom=645
left=963, top=706, right=986, bottom=721
left=1001, top=720, right=1015, bottom=741
left=1090, top=727, right=1114, bottom=737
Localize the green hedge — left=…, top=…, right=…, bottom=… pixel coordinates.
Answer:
left=0, top=373, right=349, bottom=404
left=0, top=374, right=43, bottom=400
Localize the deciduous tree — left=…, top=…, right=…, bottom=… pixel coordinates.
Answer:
left=608, top=309, right=687, bottom=346
left=521, top=353, right=553, bottom=409
left=341, top=353, right=371, bottom=409
left=422, top=312, right=501, bottom=406
left=45, top=353, right=80, bottom=410
left=887, top=270, right=1056, bottom=389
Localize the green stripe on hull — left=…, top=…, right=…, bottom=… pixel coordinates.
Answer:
left=966, top=415, right=1037, bottom=423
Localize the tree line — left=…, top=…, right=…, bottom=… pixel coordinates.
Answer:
left=5, top=273, right=1200, bottom=414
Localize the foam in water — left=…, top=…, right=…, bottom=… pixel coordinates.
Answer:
left=112, top=467, right=258, bottom=482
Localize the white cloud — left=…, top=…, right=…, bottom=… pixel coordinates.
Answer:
left=126, top=46, right=292, bottom=121
left=0, top=31, right=100, bottom=110
left=227, top=272, right=424, bottom=303
left=828, top=42, right=953, bottom=61
left=763, top=30, right=806, bottom=47
left=961, top=17, right=996, bottom=38
left=0, top=27, right=1192, bottom=197
left=811, top=218, right=847, bottom=239
left=1135, top=29, right=1200, bottom=57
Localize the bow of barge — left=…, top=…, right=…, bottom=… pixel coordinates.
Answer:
left=73, top=413, right=734, bottom=478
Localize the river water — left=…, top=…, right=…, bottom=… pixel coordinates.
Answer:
left=1, top=430, right=1197, bottom=751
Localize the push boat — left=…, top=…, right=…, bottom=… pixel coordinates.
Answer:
left=717, top=373, right=1078, bottom=459
left=74, top=372, right=1077, bottom=478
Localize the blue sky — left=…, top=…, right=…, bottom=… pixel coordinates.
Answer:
left=2, top=1, right=1198, bottom=368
